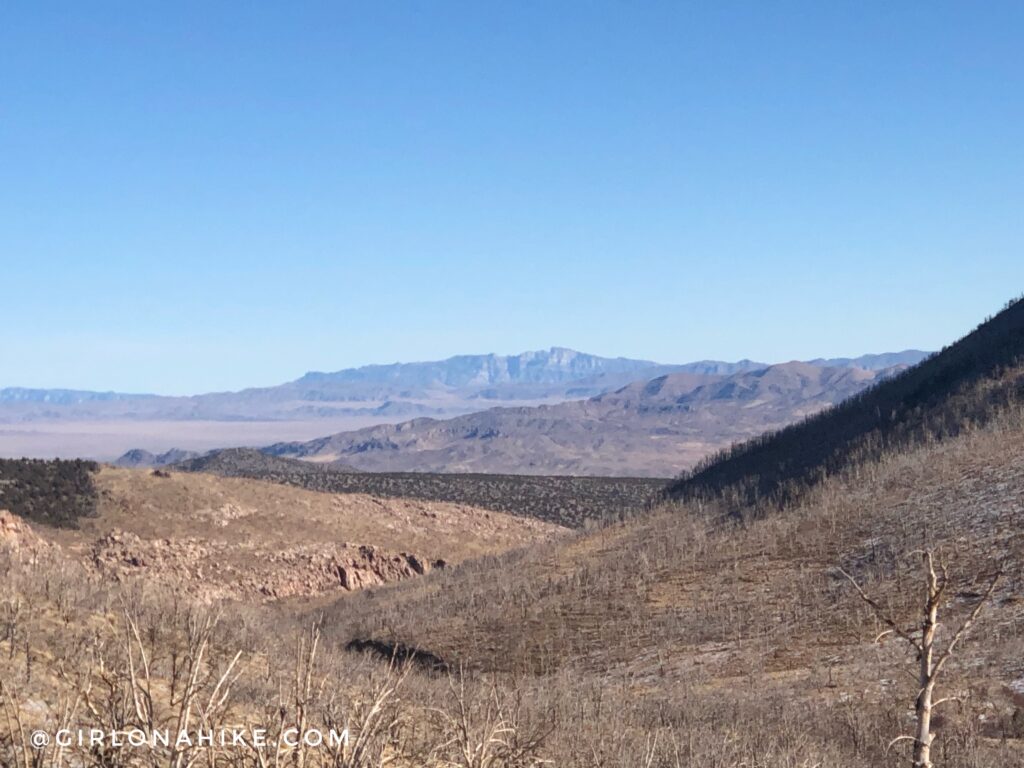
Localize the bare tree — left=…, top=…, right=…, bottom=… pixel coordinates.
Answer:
left=428, top=672, right=552, bottom=768
left=1, top=598, right=24, bottom=661
left=840, top=550, right=1001, bottom=768
left=243, top=617, right=413, bottom=768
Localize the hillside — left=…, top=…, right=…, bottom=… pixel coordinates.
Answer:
left=669, top=296, right=1024, bottom=512
left=34, top=465, right=565, bottom=602
left=11, top=411, right=1020, bottom=766
left=174, top=448, right=665, bottom=528
left=0, top=309, right=1017, bottom=766
left=308, top=306, right=1024, bottom=765
left=312, top=409, right=1024, bottom=765
left=266, top=362, right=892, bottom=476
left=0, top=457, right=99, bottom=527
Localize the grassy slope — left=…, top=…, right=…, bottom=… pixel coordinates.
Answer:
left=316, top=413, right=1024, bottom=763
left=309, top=300, right=1024, bottom=764
left=86, top=466, right=563, bottom=561
left=328, top=417, right=1024, bottom=671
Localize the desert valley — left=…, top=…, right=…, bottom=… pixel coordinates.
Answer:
left=2, top=299, right=1023, bottom=766
left=4, top=4, right=1021, bottom=766
left=0, top=349, right=928, bottom=473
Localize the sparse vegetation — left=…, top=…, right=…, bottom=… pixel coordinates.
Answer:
left=841, top=550, right=1003, bottom=768
left=307, top=410, right=1024, bottom=766
left=0, top=553, right=554, bottom=767
left=2, top=303, right=1024, bottom=766
left=175, top=449, right=664, bottom=528
left=669, top=296, right=1024, bottom=516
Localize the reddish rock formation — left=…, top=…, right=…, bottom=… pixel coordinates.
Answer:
left=87, top=528, right=444, bottom=601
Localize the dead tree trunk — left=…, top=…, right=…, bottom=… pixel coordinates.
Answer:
left=840, top=550, right=1001, bottom=768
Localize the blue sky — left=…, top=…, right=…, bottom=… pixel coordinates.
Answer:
left=2, top=2, right=1022, bottom=395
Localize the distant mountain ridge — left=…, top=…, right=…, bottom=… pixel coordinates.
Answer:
left=0, top=347, right=695, bottom=422
left=667, top=301, right=1024, bottom=510
left=1, top=348, right=929, bottom=419
left=114, top=448, right=201, bottom=469
left=0, top=388, right=157, bottom=405
left=5, top=347, right=931, bottom=464
left=806, top=350, right=931, bottom=371
left=262, top=361, right=900, bottom=477
left=297, top=347, right=667, bottom=387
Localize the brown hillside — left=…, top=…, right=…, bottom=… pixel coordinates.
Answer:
left=318, top=411, right=1024, bottom=765
left=3, top=365, right=1022, bottom=764
left=669, top=296, right=1024, bottom=512
left=38, top=466, right=565, bottom=602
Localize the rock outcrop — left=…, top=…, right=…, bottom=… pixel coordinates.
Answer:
left=88, top=528, right=443, bottom=601
left=0, top=509, right=46, bottom=555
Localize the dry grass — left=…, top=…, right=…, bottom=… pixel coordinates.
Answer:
left=88, top=467, right=564, bottom=560
left=25, top=467, right=565, bottom=603
left=4, top=308, right=1024, bottom=764
left=315, top=412, right=1024, bottom=765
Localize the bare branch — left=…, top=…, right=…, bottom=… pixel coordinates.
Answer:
left=932, top=569, right=1002, bottom=679
left=885, top=734, right=918, bottom=752
left=838, top=567, right=922, bottom=653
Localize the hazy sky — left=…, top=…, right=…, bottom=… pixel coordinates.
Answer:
left=2, top=2, right=1022, bottom=394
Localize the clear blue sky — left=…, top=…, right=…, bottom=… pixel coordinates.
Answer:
left=2, top=2, right=1022, bottom=395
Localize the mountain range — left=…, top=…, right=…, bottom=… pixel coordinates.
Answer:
left=3, top=306, right=1016, bottom=767
left=261, top=361, right=899, bottom=476
left=0, top=348, right=685, bottom=422
left=0, top=347, right=929, bottom=423
left=2, top=347, right=930, bottom=468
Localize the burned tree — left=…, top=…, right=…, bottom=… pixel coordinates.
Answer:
left=840, top=550, right=1001, bottom=768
